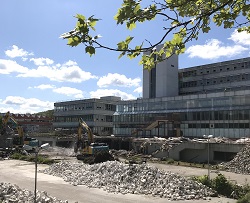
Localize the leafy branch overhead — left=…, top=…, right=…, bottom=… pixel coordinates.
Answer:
left=60, top=0, right=250, bottom=70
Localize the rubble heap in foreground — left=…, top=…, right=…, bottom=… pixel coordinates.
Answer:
left=0, top=182, right=68, bottom=203
left=42, top=161, right=215, bottom=201
left=222, top=144, right=250, bottom=174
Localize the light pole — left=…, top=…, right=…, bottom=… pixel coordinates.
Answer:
left=33, top=143, right=50, bottom=203
left=203, top=134, right=213, bottom=180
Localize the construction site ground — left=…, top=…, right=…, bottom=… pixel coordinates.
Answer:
left=0, top=157, right=241, bottom=203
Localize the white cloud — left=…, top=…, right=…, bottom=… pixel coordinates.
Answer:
left=5, top=45, right=33, bottom=58
left=1, top=96, right=53, bottom=114
left=229, top=30, right=250, bottom=46
left=53, top=86, right=84, bottom=98
left=34, top=84, right=55, bottom=90
left=133, top=86, right=142, bottom=93
left=8, top=60, right=98, bottom=83
left=90, top=89, right=136, bottom=100
left=30, top=57, right=54, bottom=66
left=186, top=39, right=248, bottom=59
left=97, top=73, right=141, bottom=88
left=63, top=60, right=77, bottom=66
left=0, top=59, right=29, bottom=74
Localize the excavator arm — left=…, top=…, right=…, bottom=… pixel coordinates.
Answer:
left=78, top=118, right=94, bottom=144
left=74, top=118, right=94, bottom=153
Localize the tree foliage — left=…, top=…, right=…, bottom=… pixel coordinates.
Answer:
left=61, top=0, right=250, bottom=70
left=35, top=110, right=54, bottom=118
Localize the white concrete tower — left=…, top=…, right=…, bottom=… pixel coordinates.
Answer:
left=143, top=46, right=179, bottom=98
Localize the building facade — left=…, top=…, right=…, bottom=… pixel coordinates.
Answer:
left=0, top=113, right=53, bottom=133
left=53, top=96, right=121, bottom=136
left=143, top=51, right=179, bottom=98
left=113, top=57, right=250, bottom=139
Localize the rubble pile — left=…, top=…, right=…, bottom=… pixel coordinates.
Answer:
left=222, top=144, right=250, bottom=174
left=42, top=161, right=215, bottom=200
left=0, top=182, right=68, bottom=203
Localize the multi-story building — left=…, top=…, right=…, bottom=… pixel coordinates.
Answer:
left=0, top=112, right=53, bottom=133
left=53, top=96, right=121, bottom=136
left=113, top=56, right=250, bottom=139
left=179, top=57, right=250, bottom=95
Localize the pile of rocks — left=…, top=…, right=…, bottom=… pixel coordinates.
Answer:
left=42, top=161, right=215, bottom=201
left=0, top=182, right=68, bottom=203
left=222, top=144, right=250, bottom=174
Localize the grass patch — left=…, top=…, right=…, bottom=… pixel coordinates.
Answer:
left=10, top=152, right=55, bottom=165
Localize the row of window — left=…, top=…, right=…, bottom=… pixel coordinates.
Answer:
left=180, top=73, right=250, bottom=88
left=117, top=95, right=250, bottom=112
left=114, top=110, right=250, bottom=124
left=54, top=115, right=113, bottom=122
left=54, top=103, right=116, bottom=112
left=181, top=61, right=250, bottom=78
left=188, top=123, right=250, bottom=129
left=180, top=86, right=250, bottom=96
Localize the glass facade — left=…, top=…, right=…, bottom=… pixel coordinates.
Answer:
left=113, top=91, right=250, bottom=138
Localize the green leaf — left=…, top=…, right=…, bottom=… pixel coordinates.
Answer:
left=117, top=41, right=126, bottom=49
left=67, top=36, right=81, bottom=47
left=75, top=14, right=86, bottom=21
left=134, top=4, right=140, bottom=14
left=172, top=33, right=182, bottom=44
left=118, top=51, right=126, bottom=59
left=125, top=36, right=134, bottom=44
left=202, top=26, right=211, bottom=33
left=85, top=46, right=95, bottom=56
left=127, top=22, right=136, bottom=30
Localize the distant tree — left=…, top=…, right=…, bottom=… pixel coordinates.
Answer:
left=35, top=110, right=54, bottom=118
left=61, top=0, right=250, bottom=70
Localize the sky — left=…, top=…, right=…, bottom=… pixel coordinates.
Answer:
left=0, top=0, right=250, bottom=114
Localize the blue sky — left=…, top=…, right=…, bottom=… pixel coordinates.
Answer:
left=0, top=0, right=250, bottom=114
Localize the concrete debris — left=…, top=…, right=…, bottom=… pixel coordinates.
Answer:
left=42, top=161, right=215, bottom=201
left=235, top=138, right=250, bottom=144
left=0, top=182, right=68, bottom=203
left=222, top=144, right=250, bottom=174
left=41, top=146, right=76, bottom=157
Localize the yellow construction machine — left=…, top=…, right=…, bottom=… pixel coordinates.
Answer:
left=0, top=111, right=39, bottom=151
left=74, top=118, right=114, bottom=164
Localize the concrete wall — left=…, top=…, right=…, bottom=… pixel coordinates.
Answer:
left=169, top=142, right=245, bottom=162
left=155, top=54, right=179, bottom=98
left=143, top=46, right=179, bottom=99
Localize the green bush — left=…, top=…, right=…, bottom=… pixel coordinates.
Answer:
left=194, top=175, right=212, bottom=187
left=237, top=192, right=250, bottom=203
left=194, top=173, right=250, bottom=199
left=212, top=173, right=233, bottom=197
left=166, top=158, right=175, bottom=164
left=10, top=153, right=55, bottom=165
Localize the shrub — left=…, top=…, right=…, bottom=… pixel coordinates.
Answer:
left=211, top=173, right=233, bottom=197
left=10, top=153, right=55, bottom=165
left=237, top=192, right=250, bottom=203
left=194, top=173, right=250, bottom=199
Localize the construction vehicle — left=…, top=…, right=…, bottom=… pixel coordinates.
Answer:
left=74, top=118, right=114, bottom=164
left=0, top=111, right=39, bottom=152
